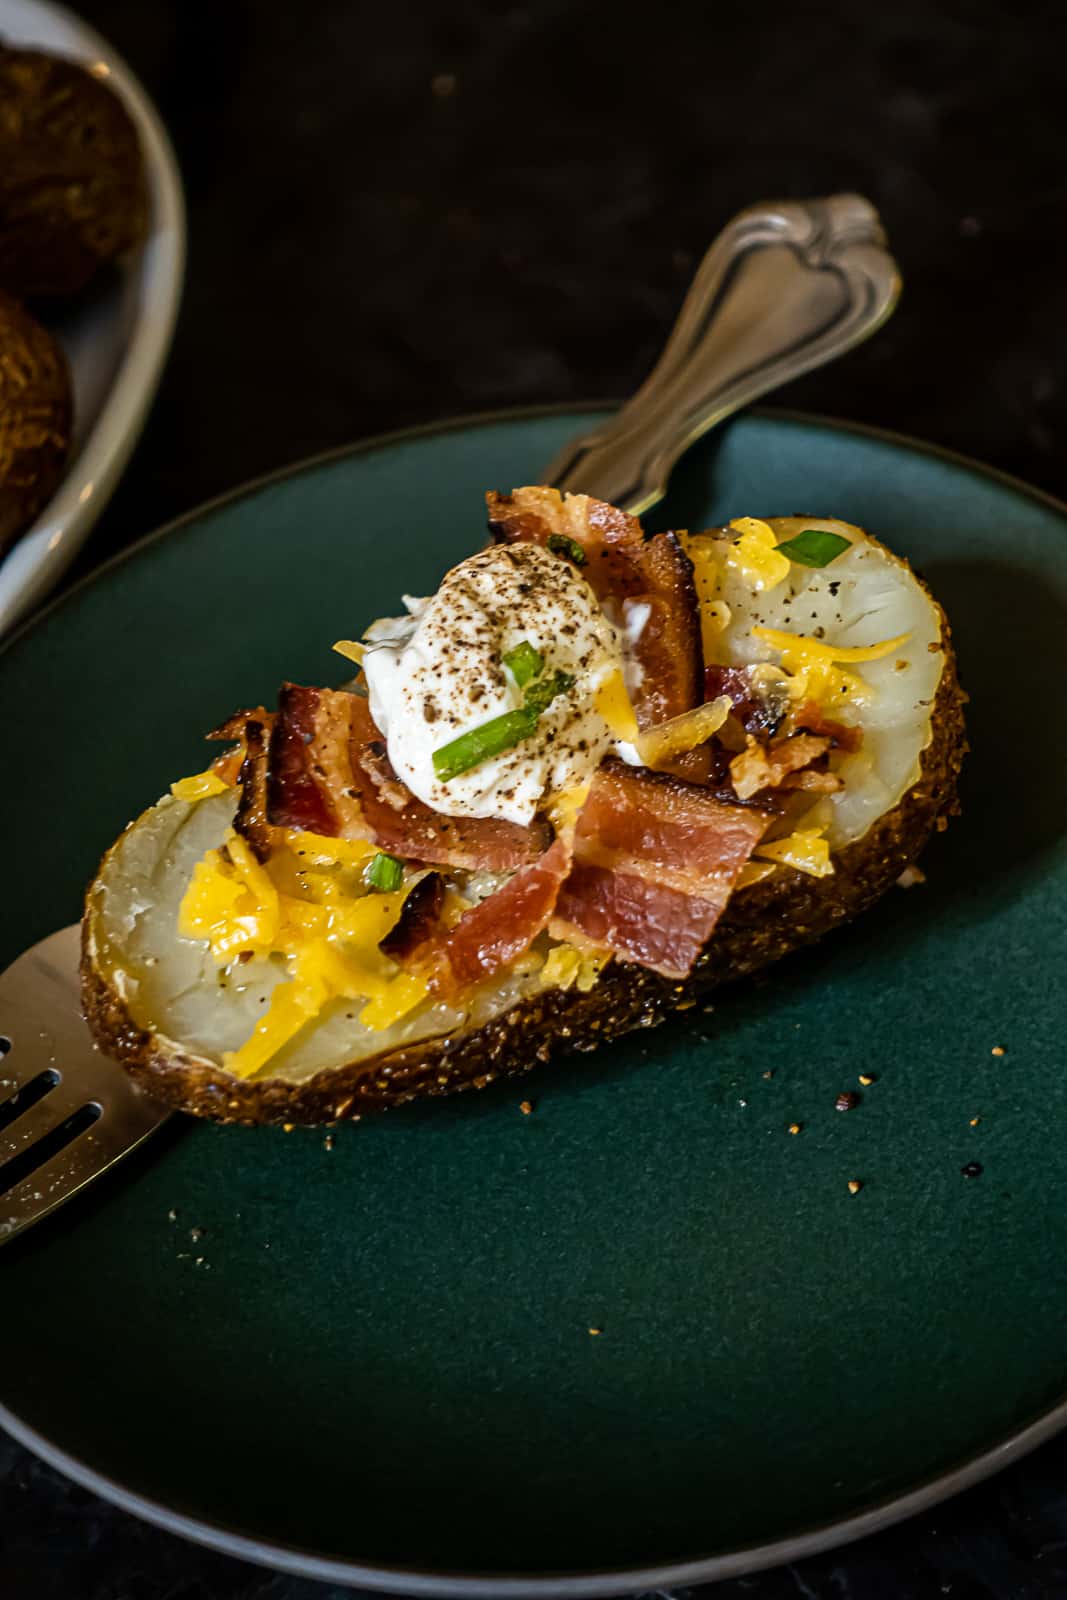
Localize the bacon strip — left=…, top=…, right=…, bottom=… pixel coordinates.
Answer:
left=551, top=761, right=770, bottom=978
left=263, top=684, right=551, bottom=871
left=703, top=665, right=787, bottom=739
left=487, top=487, right=706, bottom=779
left=232, top=718, right=274, bottom=863
left=729, top=733, right=831, bottom=802
left=553, top=863, right=727, bottom=982
left=206, top=705, right=274, bottom=786
left=379, top=873, right=445, bottom=963
left=267, top=684, right=342, bottom=837
left=794, top=699, right=863, bottom=753
left=346, top=697, right=552, bottom=871
left=438, top=836, right=571, bottom=991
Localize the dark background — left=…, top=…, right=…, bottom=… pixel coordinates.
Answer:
left=6, top=0, right=1067, bottom=1596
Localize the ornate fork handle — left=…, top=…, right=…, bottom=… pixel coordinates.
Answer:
left=543, top=193, right=900, bottom=513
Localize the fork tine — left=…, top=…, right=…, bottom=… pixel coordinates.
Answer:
left=0, top=924, right=171, bottom=1246
left=0, top=925, right=86, bottom=1093
left=0, top=1075, right=100, bottom=1167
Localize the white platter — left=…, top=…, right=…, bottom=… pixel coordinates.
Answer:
left=0, top=0, right=185, bottom=633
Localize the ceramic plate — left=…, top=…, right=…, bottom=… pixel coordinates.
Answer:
left=0, top=0, right=185, bottom=635
left=2, top=408, right=1066, bottom=1597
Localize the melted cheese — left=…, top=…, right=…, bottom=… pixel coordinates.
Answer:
left=751, top=626, right=911, bottom=710
left=594, top=668, right=640, bottom=743
left=170, top=769, right=230, bottom=803
left=725, top=518, right=791, bottom=593
left=754, top=826, right=833, bottom=878
left=540, top=943, right=607, bottom=993
left=177, top=829, right=428, bottom=1076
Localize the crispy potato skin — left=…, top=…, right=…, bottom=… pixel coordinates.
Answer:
left=81, top=606, right=966, bottom=1127
left=0, top=47, right=148, bottom=300
left=0, top=286, right=71, bottom=554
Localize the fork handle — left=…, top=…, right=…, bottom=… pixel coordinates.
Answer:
left=542, top=193, right=900, bottom=514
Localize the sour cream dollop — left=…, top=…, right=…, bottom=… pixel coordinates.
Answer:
left=362, top=542, right=623, bottom=825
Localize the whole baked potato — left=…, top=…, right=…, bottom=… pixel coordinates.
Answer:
left=82, top=496, right=966, bottom=1125
left=0, top=44, right=148, bottom=301
left=0, top=285, right=72, bottom=556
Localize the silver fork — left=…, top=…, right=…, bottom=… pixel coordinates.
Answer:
left=0, top=926, right=169, bottom=1245
left=0, top=192, right=899, bottom=1245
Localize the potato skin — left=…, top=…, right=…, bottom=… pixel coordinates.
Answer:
left=0, top=46, right=148, bottom=300
left=0, top=286, right=72, bottom=555
left=81, top=610, right=966, bottom=1127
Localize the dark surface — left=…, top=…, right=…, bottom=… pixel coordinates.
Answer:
left=4, top=0, right=1067, bottom=1596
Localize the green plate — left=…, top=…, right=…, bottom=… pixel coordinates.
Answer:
left=2, top=407, right=1066, bottom=1597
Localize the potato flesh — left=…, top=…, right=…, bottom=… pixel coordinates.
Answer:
left=708, top=518, right=943, bottom=848
left=90, top=793, right=542, bottom=1083
left=89, top=518, right=944, bottom=1083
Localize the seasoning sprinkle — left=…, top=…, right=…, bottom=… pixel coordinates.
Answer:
left=762, top=1070, right=775, bottom=1080
left=847, top=1179, right=863, bottom=1195
left=788, top=1122, right=802, bottom=1136
left=969, top=1116, right=981, bottom=1127
left=588, top=1326, right=602, bottom=1336
left=519, top=1099, right=533, bottom=1116
left=858, top=1073, right=876, bottom=1086
left=991, top=1046, right=1005, bottom=1057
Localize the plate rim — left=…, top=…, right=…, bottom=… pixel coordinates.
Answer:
left=3, top=400, right=1067, bottom=1596
left=0, top=0, right=187, bottom=634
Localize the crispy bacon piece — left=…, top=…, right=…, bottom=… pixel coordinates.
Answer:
left=379, top=873, right=445, bottom=963
left=263, top=685, right=551, bottom=871
left=438, top=836, right=571, bottom=991
left=794, top=699, right=863, bottom=753
left=346, top=697, right=552, bottom=871
left=267, top=684, right=346, bottom=837
left=704, top=665, right=787, bottom=739
left=206, top=705, right=274, bottom=785
left=487, top=488, right=706, bottom=778
left=551, top=761, right=770, bottom=978
left=729, top=733, right=831, bottom=802
left=232, top=719, right=274, bottom=863
left=553, top=863, right=727, bottom=981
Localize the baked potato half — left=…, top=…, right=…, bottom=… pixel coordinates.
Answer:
left=82, top=510, right=965, bottom=1125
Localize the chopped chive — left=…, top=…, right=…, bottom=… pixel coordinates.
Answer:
left=433, top=708, right=535, bottom=782
left=503, top=639, right=544, bottom=688
left=366, top=852, right=404, bottom=892
left=523, top=668, right=574, bottom=717
left=432, top=671, right=575, bottom=783
left=774, top=529, right=852, bottom=568
left=547, top=533, right=587, bottom=567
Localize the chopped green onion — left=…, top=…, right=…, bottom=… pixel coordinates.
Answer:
left=432, top=708, right=535, bottom=782
left=503, top=639, right=543, bottom=688
left=432, top=670, right=575, bottom=783
left=547, top=533, right=587, bottom=567
left=774, top=529, right=852, bottom=568
left=366, top=851, right=404, bottom=892
left=523, top=668, right=575, bottom=717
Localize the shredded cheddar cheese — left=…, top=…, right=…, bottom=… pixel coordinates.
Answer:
left=540, top=944, right=607, bottom=994
left=685, top=536, right=732, bottom=659
left=636, top=697, right=732, bottom=767
left=332, top=638, right=366, bottom=666
left=726, top=518, right=791, bottom=593
left=752, top=626, right=911, bottom=709
left=177, top=829, right=428, bottom=1077
left=754, top=826, right=833, bottom=878
left=594, top=669, right=640, bottom=743
left=170, top=769, right=230, bottom=803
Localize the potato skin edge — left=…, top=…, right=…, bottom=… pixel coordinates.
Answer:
left=81, top=597, right=967, bottom=1127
